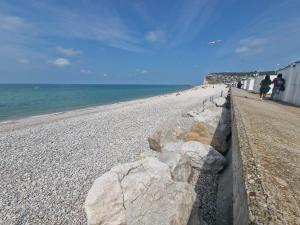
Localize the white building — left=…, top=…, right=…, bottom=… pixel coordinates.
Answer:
left=246, top=78, right=255, bottom=91
left=276, top=61, right=300, bottom=106
left=242, top=79, right=248, bottom=89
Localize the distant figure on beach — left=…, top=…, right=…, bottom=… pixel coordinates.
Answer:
left=271, top=74, right=285, bottom=100
left=237, top=81, right=242, bottom=89
left=259, top=75, right=272, bottom=100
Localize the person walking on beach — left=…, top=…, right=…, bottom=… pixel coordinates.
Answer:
left=259, top=75, right=272, bottom=100
left=271, top=73, right=285, bottom=100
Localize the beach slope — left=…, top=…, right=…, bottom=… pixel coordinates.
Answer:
left=0, top=85, right=227, bottom=225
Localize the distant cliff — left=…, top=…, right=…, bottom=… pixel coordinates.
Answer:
left=204, top=71, right=275, bottom=85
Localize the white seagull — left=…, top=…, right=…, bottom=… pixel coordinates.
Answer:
left=208, top=40, right=222, bottom=45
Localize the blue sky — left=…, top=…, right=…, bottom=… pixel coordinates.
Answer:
left=0, top=0, right=299, bottom=84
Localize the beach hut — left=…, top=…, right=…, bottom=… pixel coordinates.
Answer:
left=247, top=78, right=255, bottom=91
left=253, top=76, right=263, bottom=93
left=277, top=61, right=300, bottom=106
left=245, top=78, right=250, bottom=90
left=242, top=79, right=248, bottom=89
left=253, top=75, right=277, bottom=94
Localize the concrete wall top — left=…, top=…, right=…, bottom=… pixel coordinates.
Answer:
left=231, top=89, right=270, bottom=225
left=231, top=88, right=300, bottom=225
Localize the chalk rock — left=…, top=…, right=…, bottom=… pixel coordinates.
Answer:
left=190, top=104, right=231, bottom=154
left=85, top=157, right=196, bottom=225
left=139, top=150, right=159, bottom=159
left=210, top=108, right=231, bottom=154
left=213, top=97, right=226, bottom=107
left=191, top=107, right=231, bottom=154
left=164, top=141, right=226, bottom=173
left=183, top=122, right=213, bottom=145
left=193, top=107, right=223, bottom=129
left=84, top=171, right=126, bottom=225
left=148, top=130, right=163, bottom=151
left=158, top=151, right=192, bottom=182
left=211, top=123, right=231, bottom=154
left=148, top=127, right=183, bottom=151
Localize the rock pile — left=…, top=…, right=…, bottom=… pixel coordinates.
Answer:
left=84, top=96, right=230, bottom=225
left=186, top=97, right=231, bottom=154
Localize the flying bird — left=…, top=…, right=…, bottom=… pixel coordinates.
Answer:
left=208, top=40, right=222, bottom=45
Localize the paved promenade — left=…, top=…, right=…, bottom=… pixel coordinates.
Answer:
left=232, top=88, right=300, bottom=225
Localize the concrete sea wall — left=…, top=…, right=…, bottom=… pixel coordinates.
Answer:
left=230, top=89, right=273, bottom=224
left=230, top=88, right=300, bottom=224
left=230, top=95, right=250, bottom=225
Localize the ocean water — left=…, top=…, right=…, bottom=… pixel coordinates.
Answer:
left=0, top=84, right=190, bottom=121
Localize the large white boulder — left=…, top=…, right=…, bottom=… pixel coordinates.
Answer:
left=148, top=127, right=183, bottom=152
left=193, top=107, right=223, bottom=129
left=148, top=130, right=163, bottom=151
left=139, top=150, right=159, bottom=159
left=158, top=151, right=192, bottom=182
left=84, top=171, right=126, bottom=225
left=213, top=97, right=226, bottom=107
left=210, top=121, right=231, bottom=154
left=163, top=141, right=226, bottom=173
left=191, top=106, right=231, bottom=154
left=85, top=157, right=196, bottom=225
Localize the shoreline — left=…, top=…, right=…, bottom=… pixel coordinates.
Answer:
left=0, top=86, right=198, bottom=132
left=0, top=85, right=195, bottom=127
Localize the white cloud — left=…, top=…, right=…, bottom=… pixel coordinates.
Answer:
left=18, top=58, right=29, bottom=64
left=0, top=15, right=28, bottom=30
left=171, top=0, right=216, bottom=45
left=34, top=2, right=143, bottom=52
left=0, top=2, right=144, bottom=52
left=136, top=68, right=149, bottom=74
left=239, top=37, right=266, bottom=46
left=145, top=30, right=166, bottom=43
left=103, top=73, right=108, bottom=77
left=0, top=1, right=216, bottom=53
left=81, top=69, right=91, bottom=74
left=235, top=46, right=249, bottom=54
left=49, top=58, right=70, bottom=67
left=56, top=46, right=82, bottom=56
left=235, top=36, right=266, bottom=55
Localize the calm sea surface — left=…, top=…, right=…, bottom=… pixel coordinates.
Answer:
left=0, top=84, right=190, bottom=121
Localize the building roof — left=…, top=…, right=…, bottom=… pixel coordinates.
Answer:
left=278, top=60, right=300, bottom=71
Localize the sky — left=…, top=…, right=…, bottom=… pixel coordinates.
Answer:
left=0, top=0, right=300, bottom=84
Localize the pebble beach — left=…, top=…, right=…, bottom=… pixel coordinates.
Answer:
left=0, top=85, right=227, bottom=225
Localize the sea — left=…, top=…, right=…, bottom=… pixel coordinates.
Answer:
left=0, top=84, right=191, bottom=121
